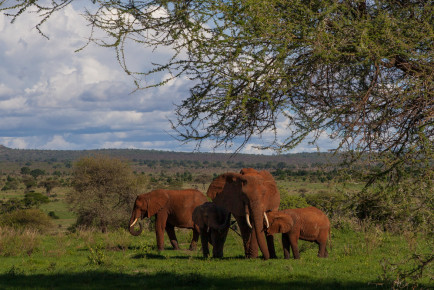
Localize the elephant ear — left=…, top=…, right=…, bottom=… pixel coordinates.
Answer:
left=277, top=214, right=294, bottom=233
left=147, top=190, right=169, bottom=218
left=206, top=173, right=244, bottom=216
left=192, top=206, right=205, bottom=229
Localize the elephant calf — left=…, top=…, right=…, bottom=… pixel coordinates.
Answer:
left=265, top=207, right=330, bottom=259
left=192, top=202, right=231, bottom=258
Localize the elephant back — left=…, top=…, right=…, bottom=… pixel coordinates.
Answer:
left=206, top=172, right=245, bottom=216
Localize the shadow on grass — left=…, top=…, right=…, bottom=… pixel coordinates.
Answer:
left=0, top=271, right=388, bottom=290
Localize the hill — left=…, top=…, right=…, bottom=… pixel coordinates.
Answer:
left=0, top=145, right=340, bottom=174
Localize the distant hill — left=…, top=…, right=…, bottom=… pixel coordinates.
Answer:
left=0, top=145, right=341, bottom=174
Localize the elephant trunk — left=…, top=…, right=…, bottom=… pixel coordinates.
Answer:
left=216, top=212, right=231, bottom=231
left=128, top=210, right=143, bottom=236
left=252, top=207, right=270, bottom=260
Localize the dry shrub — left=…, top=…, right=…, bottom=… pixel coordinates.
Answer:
left=0, top=208, right=52, bottom=233
left=70, top=226, right=97, bottom=246
left=359, top=221, right=384, bottom=254
left=0, top=227, right=41, bottom=256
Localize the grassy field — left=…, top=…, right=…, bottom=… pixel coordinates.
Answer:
left=1, top=179, right=432, bottom=289
left=1, top=223, right=432, bottom=289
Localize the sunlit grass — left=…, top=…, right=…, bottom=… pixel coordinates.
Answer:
left=0, top=226, right=432, bottom=289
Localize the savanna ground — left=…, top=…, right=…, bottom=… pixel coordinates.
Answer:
left=1, top=179, right=432, bottom=289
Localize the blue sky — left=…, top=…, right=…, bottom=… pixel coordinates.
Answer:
left=0, top=5, right=338, bottom=154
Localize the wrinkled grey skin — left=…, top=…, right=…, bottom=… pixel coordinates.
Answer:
left=193, top=202, right=231, bottom=258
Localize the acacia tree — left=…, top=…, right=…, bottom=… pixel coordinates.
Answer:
left=2, top=1, right=431, bottom=167
left=68, top=156, right=140, bottom=233
left=3, top=2, right=433, bottom=208
left=3, top=0, right=433, bottom=228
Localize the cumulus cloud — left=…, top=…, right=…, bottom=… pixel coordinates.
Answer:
left=0, top=5, right=193, bottom=151
left=0, top=5, right=337, bottom=155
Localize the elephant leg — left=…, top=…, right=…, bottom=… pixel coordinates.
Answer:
left=165, top=224, right=180, bottom=250
left=266, top=234, right=277, bottom=259
left=317, top=234, right=328, bottom=258
left=189, top=228, right=199, bottom=251
left=200, top=231, right=210, bottom=258
left=235, top=216, right=256, bottom=258
left=289, top=233, right=300, bottom=259
left=155, top=214, right=168, bottom=251
left=236, top=215, right=262, bottom=259
left=282, top=234, right=291, bottom=259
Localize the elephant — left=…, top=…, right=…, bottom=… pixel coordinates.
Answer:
left=206, top=168, right=280, bottom=260
left=129, top=189, right=208, bottom=251
left=265, top=206, right=331, bottom=259
left=192, top=202, right=231, bottom=258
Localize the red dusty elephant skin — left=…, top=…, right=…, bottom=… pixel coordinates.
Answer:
left=207, top=168, right=280, bottom=260
left=192, top=202, right=231, bottom=258
left=129, top=189, right=208, bottom=251
left=265, top=206, right=331, bottom=259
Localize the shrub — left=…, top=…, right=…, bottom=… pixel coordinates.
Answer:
left=304, top=191, right=348, bottom=218
left=48, top=211, right=60, bottom=219
left=68, top=156, right=140, bottom=233
left=279, top=195, right=309, bottom=210
left=0, top=208, right=53, bottom=233
left=23, top=192, right=49, bottom=207
left=350, top=183, right=433, bottom=233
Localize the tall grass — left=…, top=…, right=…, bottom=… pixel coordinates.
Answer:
left=0, top=227, right=41, bottom=257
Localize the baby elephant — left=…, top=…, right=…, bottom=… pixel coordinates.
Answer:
left=265, top=207, right=330, bottom=259
left=192, top=202, right=231, bottom=258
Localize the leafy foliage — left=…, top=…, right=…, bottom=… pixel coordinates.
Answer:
left=0, top=192, right=49, bottom=214
left=0, top=209, right=52, bottom=233
left=67, top=156, right=142, bottom=233
left=278, top=194, right=309, bottom=210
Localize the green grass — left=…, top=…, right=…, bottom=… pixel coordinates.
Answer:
left=1, top=180, right=432, bottom=289
left=0, top=226, right=432, bottom=289
left=278, top=180, right=364, bottom=196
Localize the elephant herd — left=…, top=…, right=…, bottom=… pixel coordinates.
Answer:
left=128, top=168, right=331, bottom=260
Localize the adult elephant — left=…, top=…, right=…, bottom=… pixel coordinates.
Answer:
left=129, top=189, right=208, bottom=251
left=206, top=168, right=280, bottom=260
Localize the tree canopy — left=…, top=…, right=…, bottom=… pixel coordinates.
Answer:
left=68, top=156, right=140, bottom=232
left=2, top=1, right=432, bottom=179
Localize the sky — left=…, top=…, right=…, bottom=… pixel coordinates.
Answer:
left=0, top=4, right=338, bottom=154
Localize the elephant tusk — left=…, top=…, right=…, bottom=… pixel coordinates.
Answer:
left=246, top=213, right=252, bottom=229
left=264, top=212, right=269, bottom=229
left=130, top=218, right=138, bottom=227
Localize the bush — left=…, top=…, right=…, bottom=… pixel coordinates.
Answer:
left=68, top=156, right=141, bottom=233
left=279, top=195, right=309, bottom=210
left=304, top=191, right=348, bottom=218
left=0, top=209, right=53, bottom=233
left=23, top=192, right=49, bottom=207
left=48, top=211, right=60, bottom=219
left=350, top=184, right=433, bottom=233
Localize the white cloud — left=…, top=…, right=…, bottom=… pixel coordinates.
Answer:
left=0, top=5, right=188, bottom=151
left=41, top=135, right=75, bottom=150
left=0, top=4, right=338, bottom=155
left=0, top=96, right=27, bottom=111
